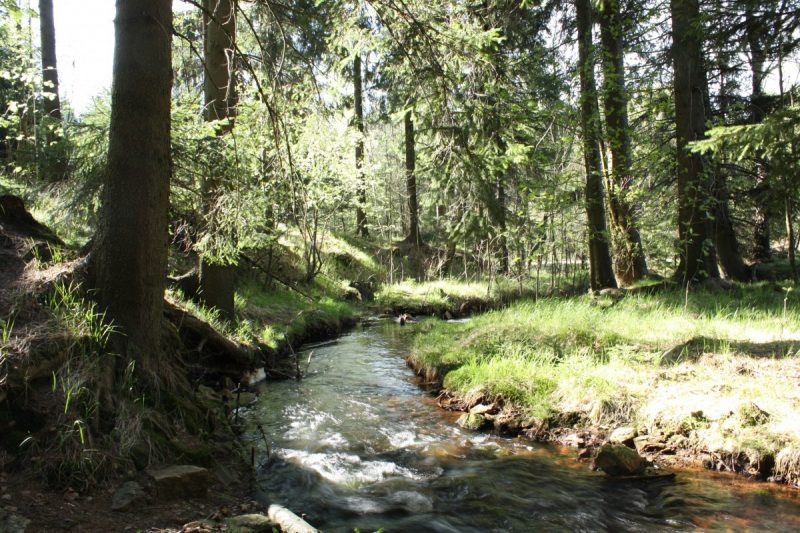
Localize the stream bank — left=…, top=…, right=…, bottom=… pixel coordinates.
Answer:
left=406, top=286, right=800, bottom=491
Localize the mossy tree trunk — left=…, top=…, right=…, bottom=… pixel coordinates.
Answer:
left=576, top=0, right=616, bottom=290
left=598, top=0, right=647, bottom=285
left=91, top=0, right=172, bottom=375
left=199, top=0, right=237, bottom=319
left=670, top=0, right=719, bottom=282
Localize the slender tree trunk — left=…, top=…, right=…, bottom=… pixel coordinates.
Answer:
left=670, top=0, right=719, bottom=282
left=198, top=0, right=236, bottom=318
left=404, top=108, right=420, bottom=246
left=598, top=0, right=647, bottom=285
left=354, top=55, right=369, bottom=238
left=90, top=0, right=172, bottom=372
left=576, top=0, right=616, bottom=290
left=745, top=6, right=771, bottom=262
left=39, top=0, right=61, bottom=120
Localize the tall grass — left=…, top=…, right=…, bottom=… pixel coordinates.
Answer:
left=409, top=284, right=800, bottom=449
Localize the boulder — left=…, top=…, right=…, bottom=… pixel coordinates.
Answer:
left=146, top=465, right=212, bottom=499
left=457, top=413, right=488, bottom=431
left=111, top=481, right=147, bottom=511
left=225, top=513, right=275, bottom=533
left=608, top=427, right=637, bottom=446
left=593, top=444, right=647, bottom=477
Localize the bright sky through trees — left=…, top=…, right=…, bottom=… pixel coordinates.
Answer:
left=53, top=0, right=192, bottom=114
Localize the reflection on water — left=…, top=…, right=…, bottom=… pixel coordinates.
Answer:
left=244, top=321, right=800, bottom=532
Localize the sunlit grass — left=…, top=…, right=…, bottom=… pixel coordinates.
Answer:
left=410, top=283, right=800, bottom=452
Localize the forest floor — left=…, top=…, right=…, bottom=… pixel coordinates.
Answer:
left=407, top=282, right=800, bottom=487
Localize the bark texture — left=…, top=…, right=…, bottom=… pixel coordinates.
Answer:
left=199, top=0, right=237, bottom=319
left=91, top=0, right=172, bottom=368
left=404, top=108, right=421, bottom=246
left=39, top=0, right=61, bottom=120
left=354, top=55, right=369, bottom=238
left=670, top=0, right=719, bottom=282
left=598, top=0, right=648, bottom=285
left=576, top=0, right=616, bottom=290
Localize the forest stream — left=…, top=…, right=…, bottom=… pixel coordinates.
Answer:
left=243, top=320, right=800, bottom=532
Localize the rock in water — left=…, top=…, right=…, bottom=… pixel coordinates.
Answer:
left=609, top=427, right=637, bottom=446
left=146, top=465, right=211, bottom=499
left=111, top=481, right=147, bottom=511
left=225, top=513, right=275, bottom=533
left=593, top=444, right=647, bottom=476
left=457, top=412, right=488, bottom=431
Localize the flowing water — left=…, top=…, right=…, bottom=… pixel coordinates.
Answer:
left=245, top=320, right=800, bottom=532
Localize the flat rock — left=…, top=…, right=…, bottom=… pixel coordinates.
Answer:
left=593, top=444, right=647, bottom=477
left=469, top=403, right=494, bottom=415
left=457, top=413, right=488, bottom=431
left=225, top=513, right=275, bottom=533
left=634, top=435, right=666, bottom=455
left=111, top=481, right=147, bottom=511
left=146, top=465, right=211, bottom=499
left=609, top=427, right=637, bottom=446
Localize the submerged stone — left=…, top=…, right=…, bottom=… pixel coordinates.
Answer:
left=593, top=444, right=647, bottom=477
left=0, top=508, right=30, bottom=533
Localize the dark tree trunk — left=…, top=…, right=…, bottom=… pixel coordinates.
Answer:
left=712, top=173, right=751, bottom=280
left=39, top=0, right=61, bottom=120
left=598, top=0, right=647, bottom=285
left=198, top=0, right=236, bottom=319
left=670, top=0, right=719, bottom=283
left=496, top=172, right=509, bottom=275
left=576, top=0, right=616, bottom=290
left=354, top=55, right=369, bottom=238
left=90, top=0, right=172, bottom=371
left=746, top=6, right=771, bottom=262
left=404, top=108, right=421, bottom=246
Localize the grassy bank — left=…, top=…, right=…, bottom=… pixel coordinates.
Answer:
left=408, top=283, right=800, bottom=485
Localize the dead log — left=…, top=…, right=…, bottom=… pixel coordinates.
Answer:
left=163, top=300, right=260, bottom=374
left=267, top=504, right=320, bottom=533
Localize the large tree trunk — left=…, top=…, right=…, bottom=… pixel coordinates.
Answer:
left=598, top=0, right=647, bottom=285
left=91, top=0, right=172, bottom=371
left=404, top=108, right=421, bottom=246
left=39, top=0, right=61, bottom=120
left=670, top=0, right=719, bottom=283
left=576, top=0, right=616, bottom=290
left=354, top=55, right=369, bottom=238
left=198, top=0, right=236, bottom=319
left=745, top=5, right=771, bottom=262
